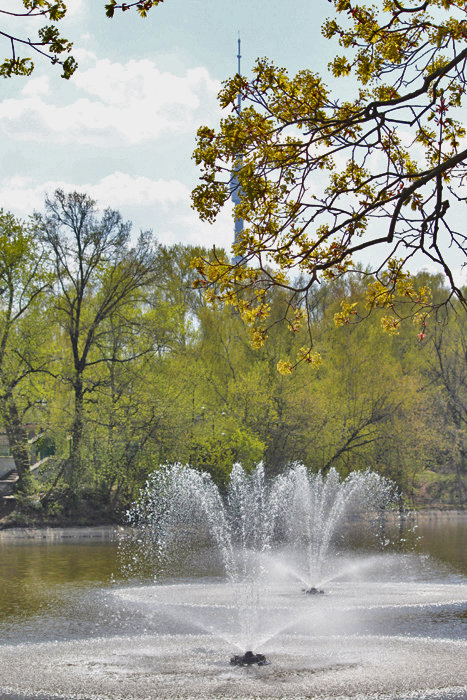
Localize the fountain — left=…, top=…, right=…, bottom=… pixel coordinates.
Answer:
left=121, top=463, right=289, bottom=657
left=123, top=463, right=394, bottom=582
left=269, top=464, right=395, bottom=591
left=0, top=462, right=465, bottom=700
left=117, top=463, right=399, bottom=663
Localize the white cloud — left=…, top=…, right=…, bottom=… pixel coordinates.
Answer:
left=21, top=76, right=51, bottom=98
left=66, top=0, right=86, bottom=18
left=72, top=47, right=98, bottom=66
left=0, top=59, right=220, bottom=145
left=167, top=205, right=234, bottom=250
left=0, top=171, right=235, bottom=250
left=0, top=172, right=189, bottom=215
left=90, top=172, right=190, bottom=209
left=0, top=171, right=235, bottom=251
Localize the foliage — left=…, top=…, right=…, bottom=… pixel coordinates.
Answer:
left=0, top=199, right=464, bottom=516
left=0, top=210, right=51, bottom=487
left=191, top=0, right=467, bottom=371
left=0, top=0, right=163, bottom=79
left=104, top=1, right=163, bottom=19
left=33, top=190, right=161, bottom=491
left=0, top=1, right=76, bottom=78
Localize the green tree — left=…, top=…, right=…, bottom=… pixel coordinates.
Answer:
left=186, top=304, right=269, bottom=482
left=34, top=190, right=160, bottom=492
left=78, top=244, right=203, bottom=506
left=0, top=211, right=50, bottom=489
left=419, top=304, right=466, bottom=504
left=192, top=0, right=466, bottom=369
left=148, top=243, right=206, bottom=352
left=313, top=299, right=421, bottom=478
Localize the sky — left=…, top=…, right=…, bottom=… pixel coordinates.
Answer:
left=0, top=0, right=465, bottom=284
left=1, top=0, right=335, bottom=251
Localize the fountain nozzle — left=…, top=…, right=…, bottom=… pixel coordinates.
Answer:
left=230, top=650, right=269, bottom=666
left=304, top=587, right=325, bottom=595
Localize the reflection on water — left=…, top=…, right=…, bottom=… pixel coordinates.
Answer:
left=0, top=541, right=120, bottom=620
left=411, top=517, right=467, bottom=571
left=0, top=516, right=465, bottom=644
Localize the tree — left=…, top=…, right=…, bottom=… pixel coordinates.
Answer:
left=421, top=304, right=466, bottom=503
left=148, top=243, right=207, bottom=352
left=0, top=211, right=50, bottom=489
left=191, top=0, right=467, bottom=371
left=34, top=190, right=160, bottom=491
left=104, top=1, right=163, bottom=19
left=75, top=244, right=203, bottom=505
left=0, top=0, right=167, bottom=80
left=0, top=1, right=76, bottom=78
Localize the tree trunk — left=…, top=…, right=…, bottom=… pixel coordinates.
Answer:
left=67, top=374, right=85, bottom=491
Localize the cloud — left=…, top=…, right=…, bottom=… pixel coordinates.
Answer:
left=0, top=59, right=220, bottom=145
left=0, top=172, right=189, bottom=215
left=72, top=47, right=98, bottom=66
left=0, top=171, right=235, bottom=251
left=20, top=76, right=51, bottom=98
left=65, top=0, right=86, bottom=18
left=91, top=172, right=190, bottom=209
left=167, top=204, right=233, bottom=250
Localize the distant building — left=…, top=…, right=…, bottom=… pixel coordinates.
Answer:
left=0, top=425, right=55, bottom=494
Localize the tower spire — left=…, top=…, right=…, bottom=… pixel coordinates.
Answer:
left=231, top=33, right=244, bottom=265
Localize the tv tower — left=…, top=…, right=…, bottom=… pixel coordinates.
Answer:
left=230, top=34, right=244, bottom=265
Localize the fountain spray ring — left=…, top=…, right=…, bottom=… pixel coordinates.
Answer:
left=230, top=651, right=269, bottom=666
left=303, top=587, right=325, bottom=595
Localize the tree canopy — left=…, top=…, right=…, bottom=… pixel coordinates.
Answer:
left=191, top=0, right=467, bottom=371
left=0, top=210, right=51, bottom=488
left=0, top=196, right=463, bottom=514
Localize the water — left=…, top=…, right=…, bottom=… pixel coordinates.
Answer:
left=0, top=464, right=465, bottom=700
left=271, top=464, right=395, bottom=586
left=123, top=464, right=287, bottom=583
left=123, top=464, right=394, bottom=586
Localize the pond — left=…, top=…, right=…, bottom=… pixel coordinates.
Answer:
left=0, top=514, right=465, bottom=700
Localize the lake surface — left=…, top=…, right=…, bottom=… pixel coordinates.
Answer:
left=1, top=514, right=465, bottom=624
left=0, top=515, right=465, bottom=700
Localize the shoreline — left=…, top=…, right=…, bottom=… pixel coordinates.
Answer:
left=0, top=509, right=465, bottom=541
left=0, top=524, right=120, bottom=540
